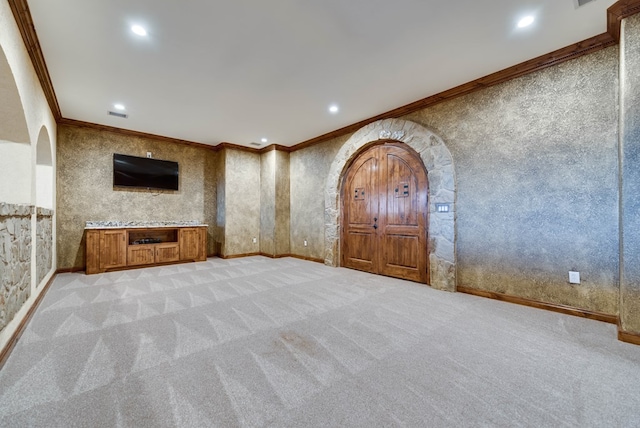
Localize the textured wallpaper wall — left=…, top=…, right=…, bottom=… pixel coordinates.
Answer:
left=620, top=14, right=640, bottom=333
left=56, top=43, right=623, bottom=321
left=56, top=125, right=217, bottom=269
left=290, top=135, right=349, bottom=260
left=289, top=47, right=619, bottom=314
left=222, top=149, right=261, bottom=256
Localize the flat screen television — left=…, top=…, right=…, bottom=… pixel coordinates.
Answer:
left=113, top=153, right=179, bottom=191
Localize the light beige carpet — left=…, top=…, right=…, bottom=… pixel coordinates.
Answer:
left=0, top=256, right=639, bottom=427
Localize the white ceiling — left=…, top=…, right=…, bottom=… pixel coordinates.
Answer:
left=28, top=0, right=615, bottom=148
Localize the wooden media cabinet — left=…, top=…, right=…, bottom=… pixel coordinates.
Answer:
left=85, top=225, right=207, bottom=274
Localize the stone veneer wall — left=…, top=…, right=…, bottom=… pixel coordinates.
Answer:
left=36, top=207, right=53, bottom=286
left=0, top=202, right=32, bottom=331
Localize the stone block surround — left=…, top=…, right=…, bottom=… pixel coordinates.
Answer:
left=324, top=119, right=457, bottom=291
left=0, top=203, right=33, bottom=331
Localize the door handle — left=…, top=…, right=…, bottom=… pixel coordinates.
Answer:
left=373, top=223, right=378, bottom=229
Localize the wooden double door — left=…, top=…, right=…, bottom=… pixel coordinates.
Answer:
left=341, top=142, right=429, bottom=283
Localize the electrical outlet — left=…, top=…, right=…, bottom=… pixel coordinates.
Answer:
left=569, top=271, right=580, bottom=284
left=252, top=237, right=257, bottom=244
left=303, top=240, right=307, bottom=247
left=146, top=152, right=152, bottom=158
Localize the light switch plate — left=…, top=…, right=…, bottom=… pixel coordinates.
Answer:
left=435, top=203, right=449, bottom=213
left=569, top=271, right=580, bottom=284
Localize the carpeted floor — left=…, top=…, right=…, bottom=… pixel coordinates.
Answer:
left=0, top=256, right=639, bottom=427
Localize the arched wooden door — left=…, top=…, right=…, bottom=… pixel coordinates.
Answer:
left=341, top=142, right=429, bottom=283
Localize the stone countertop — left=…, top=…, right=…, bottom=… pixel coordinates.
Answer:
left=85, top=221, right=207, bottom=229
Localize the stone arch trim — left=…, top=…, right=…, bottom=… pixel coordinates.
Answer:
left=324, top=118, right=456, bottom=291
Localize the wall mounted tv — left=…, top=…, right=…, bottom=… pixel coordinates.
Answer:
left=113, top=153, right=179, bottom=191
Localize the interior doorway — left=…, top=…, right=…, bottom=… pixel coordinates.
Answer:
left=341, top=142, right=428, bottom=283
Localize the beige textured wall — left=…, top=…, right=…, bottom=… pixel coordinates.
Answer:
left=620, top=14, right=640, bottom=334
left=211, top=150, right=225, bottom=256
left=290, top=136, right=349, bottom=260
left=275, top=150, right=290, bottom=255
left=260, top=150, right=276, bottom=255
left=204, top=150, right=219, bottom=256
left=56, top=125, right=217, bottom=269
left=0, top=141, right=31, bottom=204
left=223, top=148, right=260, bottom=256
left=289, top=47, right=619, bottom=314
left=260, top=150, right=291, bottom=256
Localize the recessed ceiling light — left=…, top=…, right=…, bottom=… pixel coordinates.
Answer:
left=114, top=103, right=126, bottom=111
left=517, top=16, right=535, bottom=28
left=131, top=25, right=147, bottom=36
left=261, top=138, right=268, bottom=143
left=329, top=104, right=339, bottom=114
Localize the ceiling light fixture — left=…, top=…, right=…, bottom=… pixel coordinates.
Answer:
left=114, top=103, right=126, bottom=111
left=329, top=104, right=339, bottom=114
left=517, top=16, right=535, bottom=28
left=261, top=138, right=268, bottom=143
left=131, top=25, right=147, bottom=36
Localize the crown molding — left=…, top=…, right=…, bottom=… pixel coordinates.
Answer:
left=10, top=1, right=640, bottom=153
left=58, top=118, right=217, bottom=152
left=292, top=31, right=617, bottom=150
left=608, top=0, right=640, bottom=42
left=8, top=0, right=61, bottom=120
left=58, top=118, right=293, bottom=155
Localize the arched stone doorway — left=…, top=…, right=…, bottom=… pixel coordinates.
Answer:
left=324, top=119, right=456, bottom=292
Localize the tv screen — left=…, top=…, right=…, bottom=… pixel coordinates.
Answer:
left=113, top=153, right=179, bottom=191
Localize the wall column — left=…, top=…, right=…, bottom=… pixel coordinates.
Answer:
left=260, top=149, right=290, bottom=257
left=619, top=13, right=640, bottom=340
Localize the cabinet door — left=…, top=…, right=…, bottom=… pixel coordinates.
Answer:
left=128, top=245, right=155, bottom=266
left=156, top=243, right=180, bottom=263
left=99, top=229, right=127, bottom=269
left=179, top=228, right=205, bottom=261
left=85, top=230, right=101, bottom=274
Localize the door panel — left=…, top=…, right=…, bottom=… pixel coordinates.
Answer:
left=342, top=152, right=379, bottom=273
left=379, top=146, right=428, bottom=283
left=344, top=231, right=375, bottom=271
left=385, top=154, right=418, bottom=227
left=342, top=143, right=428, bottom=283
left=383, top=234, right=418, bottom=268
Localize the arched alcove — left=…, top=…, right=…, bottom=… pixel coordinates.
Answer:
left=0, top=42, right=33, bottom=331
left=35, top=126, right=53, bottom=209
left=0, top=44, right=31, bottom=205
left=34, top=125, right=54, bottom=286
left=324, top=119, right=457, bottom=291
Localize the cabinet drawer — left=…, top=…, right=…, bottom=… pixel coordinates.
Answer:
left=128, top=245, right=155, bottom=266
left=156, top=243, right=180, bottom=263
